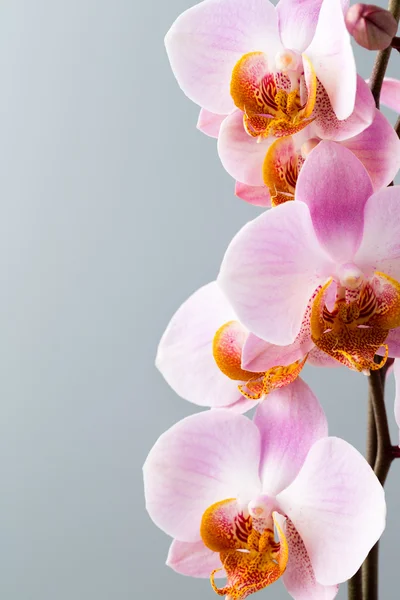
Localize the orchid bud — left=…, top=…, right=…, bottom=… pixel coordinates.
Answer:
left=345, top=3, right=398, bottom=50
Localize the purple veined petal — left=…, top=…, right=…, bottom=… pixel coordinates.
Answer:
left=197, top=108, right=227, bottom=138
left=296, top=141, right=373, bottom=265
left=156, top=281, right=243, bottom=408
left=235, top=181, right=271, bottom=207
left=379, top=77, right=400, bottom=112
left=167, top=539, right=224, bottom=578
left=277, top=0, right=349, bottom=53
left=393, top=360, right=400, bottom=446
left=340, top=108, right=400, bottom=191
left=218, top=200, right=333, bottom=345
left=277, top=0, right=323, bottom=52
left=143, top=410, right=262, bottom=542
left=165, top=0, right=282, bottom=115
left=312, top=76, right=375, bottom=142
left=218, top=110, right=273, bottom=186
left=276, top=437, right=386, bottom=585
left=306, top=0, right=356, bottom=120
left=273, top=514, right=339, bottom=600
left=353, top=186, right=400, bottom=282
left=254, top=378, right=328, bottom=496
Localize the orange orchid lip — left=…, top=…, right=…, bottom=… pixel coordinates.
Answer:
left=311, top=272, right=400, bottom=372
left=230, top=52, right=317, bottom=141
left=201, top=498, right=288, bottom=599
left=213, top=320, right=307, bottom=399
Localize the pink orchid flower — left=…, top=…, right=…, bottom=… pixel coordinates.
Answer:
left=198, top=78, right=400, bottom=206
left=166, top=0, right=358, bottom=151
left=143, top=384, right=385, bottom=599
left=157, top=281, right=338, bottom=412
left=219, top=141, right=400, bottom=373
left=393, top=361, right=400, bottom=445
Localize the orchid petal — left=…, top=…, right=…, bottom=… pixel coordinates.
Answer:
left=274, top=515, right=339, bottom=600
left=354, top=186, right=400, bottom=282
left=235, top=181, right=271, bottom=207
left=219, top=201, right=332, bottom=345
left=296, top=141, right=373, bottom=264
left=380, top=77, right=400, bottom=112
left=197, top=109, right=227, bottom=138
left=156, top=282, right=243, bottom=408
left=312, top=76, right=375, bottom=142
left=218, top=110, right=272, bottom=186
left=167, top=539, right=224, bottom=578
left=143, top=410, right=261, bottom=542
left=277, top=0, right=323, bottom=52
left=341, top=109, right=400, bottom=191
left=254, top=378, right=328, bottom=496
left=165, top=0, right=281, bottom=114
left=242, top=332, right=313, bottom=372
left=277, top=437, right=386, bottom=585
left=384, top=328, right=400, bottom=359
left=306, top=0, right=356, bottom=119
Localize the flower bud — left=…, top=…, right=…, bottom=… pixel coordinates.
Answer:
left=345, top=3, right=398, bottom=50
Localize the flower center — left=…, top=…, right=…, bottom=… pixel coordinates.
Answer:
left=212, top=320, right=307, bottom=399
left=230, top=52, right=316, bottom=140
left=200, top=498, right=288, bottom=599
left=311, top=271, right=400, bottom=372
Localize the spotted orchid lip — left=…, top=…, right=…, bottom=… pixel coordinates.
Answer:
left=212, top=320, right=307, bottom=400
left=201, top=498, right=288, bottom=599
left=230, top=52, right=317, bottom=141
left=310, top=272, right=400, bottom=372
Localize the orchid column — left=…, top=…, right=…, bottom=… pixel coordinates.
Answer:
left=143, top=0, right=400, bottom=599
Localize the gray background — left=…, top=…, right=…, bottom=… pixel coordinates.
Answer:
left=0, top=1, right=399, bottom=598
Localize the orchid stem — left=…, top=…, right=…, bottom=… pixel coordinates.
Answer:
left=369, top=0, right=400, bottom=107
left=395, top=115, right=400, bottom=139
left=361, top=361, right=394, bottom=600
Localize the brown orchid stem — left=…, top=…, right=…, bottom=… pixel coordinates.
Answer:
left=369, top=0, right=400, bottom=107
left=361, top=361, right=394, bottom=600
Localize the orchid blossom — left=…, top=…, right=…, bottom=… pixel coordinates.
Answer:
left=166, top=0, right=357, bottom=151
left=144, top=383, right=385, bottom=600
left=157, top=281, right=339, bottom=411
left=219, top=141, right=400, bottom=372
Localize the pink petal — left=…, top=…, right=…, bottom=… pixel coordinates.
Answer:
left=277, top=437, right=386, bottom=585
left=296, top=141, right=373, bottom=264
left=218, top=110, right=272, bottom=186
left=254, top=378, right=328, bottom=496
left=143, top=410, right=261, bottom=542
left=312, top=76, right=375, bottom=142
left=167, top=539, right=224, bottom=578
left=156, top=281, right=243, bottom=408
left=393, top=360, right=400, bottom=445
left=354, top=186, right=400, bottom=282
left=165, top=0, right=282, bottom=115
left=277, top=0, right=323, bottom=52
left=218, top=202, right=332, bottom=345
left=235, top=181, right=271, bottom=207
left=341, top=109, right=400, bottom=191
left=197, top=109, right=227, bottom=138
left=307, top=347, right=342, bottom=367
left=242, top=332, right=313, bottom=372
left=306, top=0, right=356, bottom=120
left=275, top=515, right=339, bottom=600
left=385, top=327, right=400, bottom=358
left=379, top=77, right=400, bottom=112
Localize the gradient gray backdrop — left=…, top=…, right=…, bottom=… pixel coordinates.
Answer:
left=0, top=1, right=399, bottom=598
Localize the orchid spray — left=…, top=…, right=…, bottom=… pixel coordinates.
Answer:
left=144, top=0, right=400, bottom=598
